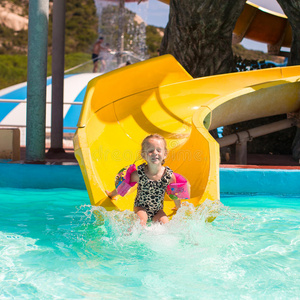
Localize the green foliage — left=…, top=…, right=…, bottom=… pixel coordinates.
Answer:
left=0, top=55, right=27, bottom=89
left=0, top=25, right=28, bottom=55
left=7, top=0, right=27, bottom=7
left=0, top=53, right=92, bottom=90
left=232, top=44, right=286, bottom=71
left=1, top=0, right=284, bottom=90
left=2, top=0, right=169, bottom=59
left=232, top=44, right=284, bottom=63
left=64, top=53, right=93, bottom=74
left=146, top=25, right=164, bottom=57
left=52, top=0, right=98, bottom=53
left=0, top=0, right=98, bottom=55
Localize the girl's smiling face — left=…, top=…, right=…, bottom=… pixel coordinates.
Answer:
left=142, top=138, right=167, bottom=165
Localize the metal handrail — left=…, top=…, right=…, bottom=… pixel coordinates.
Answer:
left=0, top=124, right=78, bottom=130
left=63, top=50, right=144, bottom=73
left=0, top=98, right=83, bottom=131
left=0, top=99, right=83, bottom=105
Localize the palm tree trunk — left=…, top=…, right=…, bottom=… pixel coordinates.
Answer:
left=160, top=0, right=246, bottom=78
left=276, top=0, right=300, bottom=160
left=276, top=0, right=300, bottom=65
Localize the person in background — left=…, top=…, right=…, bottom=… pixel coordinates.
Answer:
left=92, top=37, right=110, bottom=73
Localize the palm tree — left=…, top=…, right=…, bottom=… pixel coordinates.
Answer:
left=276, top=0, right=300, bottom=160
left=160, top=0, right=246, bottom=78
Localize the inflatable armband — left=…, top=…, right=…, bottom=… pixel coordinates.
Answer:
left=166, top=173, right=190, bottom=200
left=115, top=164, right=137, bottom=196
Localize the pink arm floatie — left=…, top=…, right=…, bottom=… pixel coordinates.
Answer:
left=166, top=173, right=190, bottom=200
left=115, top=164, right=137, bottom=196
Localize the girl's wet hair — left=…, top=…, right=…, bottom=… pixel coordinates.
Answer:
left=141, top=134, right=168, bottom=164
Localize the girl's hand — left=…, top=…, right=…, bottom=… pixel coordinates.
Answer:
left=171, top=199, right=181, bottom=211
left=105, top=189, right=118, bottom=200
left=174, top=199, right=181, bottom=209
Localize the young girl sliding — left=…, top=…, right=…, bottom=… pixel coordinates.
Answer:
left=106, top=134, right=189, bottom=226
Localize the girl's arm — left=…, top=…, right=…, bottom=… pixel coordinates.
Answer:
left=167, top=173, right=190, bottom=210
left=106, top=167, right=138, bottom=199
left=106, top=188, right=118, bottom=199
left=170, top=173, right=181, bottom=209
left=130, top=170, right=139, bottom=183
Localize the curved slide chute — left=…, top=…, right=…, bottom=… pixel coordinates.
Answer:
left=74, top=55, right=300, bottom=215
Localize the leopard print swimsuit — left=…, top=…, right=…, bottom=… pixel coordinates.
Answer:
left=134, top=163, right=173, bottom=218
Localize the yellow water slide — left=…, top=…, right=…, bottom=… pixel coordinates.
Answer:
left=233, top=1, right=291, bottom=51
left=74, top=55, right=300, bottom=216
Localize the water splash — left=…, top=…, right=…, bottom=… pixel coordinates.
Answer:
left=1, top=189, right=299, bottom=299
left=93, top=0, right=148, bottom=70
left=72, top=200, right=237, bottom=257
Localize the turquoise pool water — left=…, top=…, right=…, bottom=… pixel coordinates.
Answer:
left=0, top=188, right=299, bottom=299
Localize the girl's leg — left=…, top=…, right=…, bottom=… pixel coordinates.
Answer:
left=152, top=209, right=169, bottom=224
left=134, top=207, right=148, bottom=226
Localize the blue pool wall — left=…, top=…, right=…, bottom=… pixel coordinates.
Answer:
left=220, top=168, right=300, bottom=194
left=0, top=164, right=86, bottom=190
left=0, top=164, right=299, bottom=194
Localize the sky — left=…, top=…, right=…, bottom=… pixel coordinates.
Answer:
left=125, top=0, right=285, bottom=53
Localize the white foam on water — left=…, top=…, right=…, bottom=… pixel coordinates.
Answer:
left=1, top=189, right=300, bottom=299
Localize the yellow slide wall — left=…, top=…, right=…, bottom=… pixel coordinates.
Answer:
left=74, top=55, right=300, bottom=216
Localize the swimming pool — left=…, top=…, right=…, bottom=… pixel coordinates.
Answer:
left=0, top=187, right=299, bottom=299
